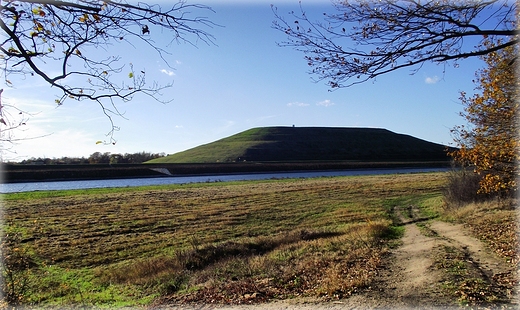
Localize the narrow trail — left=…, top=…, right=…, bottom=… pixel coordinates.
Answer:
left=337, top=205, right=451, bottom=308
left=343, top=205, right=517, bottom=309
left=154, top=206, right=518, bottom=309
left=347, top=205, right=517, bottom=309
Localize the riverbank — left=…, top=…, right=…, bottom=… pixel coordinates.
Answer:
left=1, top=161, right=452, bottom=183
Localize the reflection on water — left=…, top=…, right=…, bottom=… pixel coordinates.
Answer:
left=0, top=167, right=448, bottom=193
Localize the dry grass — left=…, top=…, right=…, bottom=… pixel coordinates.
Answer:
left=162, top=221, right=394, bottom=305
left=1, top=172, right=447, bottom=306
left=442, top=199, right=519, bottom=264
left=438, top=197, right=519, bottom=306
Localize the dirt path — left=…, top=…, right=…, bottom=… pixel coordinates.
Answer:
left=154, top=206, right=518, bottom=309
left=343, top=207, right=447, bottom=308
left=342, top=205, right=517, bottom=309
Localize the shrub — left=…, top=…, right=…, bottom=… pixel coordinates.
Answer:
left=443, top=167, right=491, bottom=208
left=1, top=233, right=36, bottom=305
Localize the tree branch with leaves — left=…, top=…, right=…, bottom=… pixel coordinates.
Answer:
left=450, top=38, right=518, bottom=195
left=1, top=0, right=216, bottom=144
left=272, top=0, right=517, bottom=88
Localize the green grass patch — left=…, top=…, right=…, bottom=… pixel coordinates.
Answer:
left=2, top=172, right=448, bottom=307
left=147, top=126, right=451, bottom=163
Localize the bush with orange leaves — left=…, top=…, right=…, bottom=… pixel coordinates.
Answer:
left=450, top=38, right=518, bottom=197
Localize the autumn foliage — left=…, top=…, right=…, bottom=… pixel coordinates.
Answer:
left=450, top=39, right=519, bottom=195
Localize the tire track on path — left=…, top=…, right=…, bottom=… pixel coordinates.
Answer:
left=153, top=205, right=518, bottom=309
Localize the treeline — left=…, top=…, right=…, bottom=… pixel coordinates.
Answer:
left=15, top=151, right=166, bottom=165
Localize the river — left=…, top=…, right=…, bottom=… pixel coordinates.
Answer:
left=0, top=167, right=449, bottom=193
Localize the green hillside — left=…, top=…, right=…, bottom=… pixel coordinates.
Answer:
left=147, top=127, right=452, bottom=163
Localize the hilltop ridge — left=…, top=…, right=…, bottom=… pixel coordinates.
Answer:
left=147, top=127, right=452, bottom=163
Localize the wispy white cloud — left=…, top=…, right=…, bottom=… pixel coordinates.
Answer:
left=287, top=101, right=309, bottom=107
left=425, top=75, right=439, bottom=84
left=8, top=128, right=100, bottom=159
left=160, top=69, right=175, bottom=76
left=256, top=115, right=278, bottom=121
left=3, top=94, right=50, bottom=111
left=2, top=96, right=105, bottom=127
left=317, top=99, right=334, bottom=107
left=245, top=114, right=279, bottom=125
left=224, top=120, right=235, bottom=128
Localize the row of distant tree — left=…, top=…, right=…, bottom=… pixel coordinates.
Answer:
left=14, top=152, right=166, bottom=165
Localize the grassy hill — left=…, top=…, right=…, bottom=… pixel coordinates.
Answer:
left=147, top=127, right=452, bottom=164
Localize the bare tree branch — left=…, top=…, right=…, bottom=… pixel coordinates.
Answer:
left=0, top=0, right=216, bottom=144
left=272, top=0, right=518, bottom=88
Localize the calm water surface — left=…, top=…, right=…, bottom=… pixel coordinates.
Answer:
left=0, top=167, right=448, bottom=193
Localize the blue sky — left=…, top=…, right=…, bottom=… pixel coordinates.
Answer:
left=2, top=0, right=485, bottom=160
